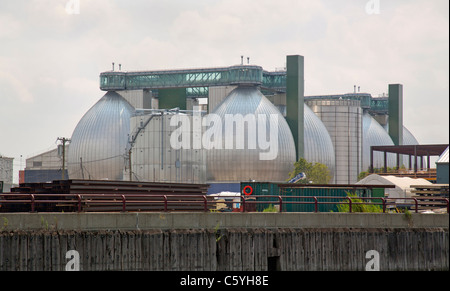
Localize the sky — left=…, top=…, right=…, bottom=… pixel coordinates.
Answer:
left=0, top=0, right=449, bottom=183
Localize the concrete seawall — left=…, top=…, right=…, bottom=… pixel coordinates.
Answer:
left=0, top=213, right=448, bottom=271
left=1, top=212, right=448, bottom=231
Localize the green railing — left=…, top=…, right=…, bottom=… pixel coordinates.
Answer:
left=99, top=65, right=389, bottom=112
left=100, top=65, right=264, bottom=91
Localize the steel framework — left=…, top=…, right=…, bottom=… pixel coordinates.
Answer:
left=100, top=65, right=269, bottom=91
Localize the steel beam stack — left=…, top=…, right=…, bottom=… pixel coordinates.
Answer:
left=1, top=179, right=211, bottom=212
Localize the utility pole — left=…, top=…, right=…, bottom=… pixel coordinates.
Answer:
left=128, top=149, right=132, bottom=181
left=80, top=157, right=84, bottom=180
left=57, top=137, right=71, bottom=180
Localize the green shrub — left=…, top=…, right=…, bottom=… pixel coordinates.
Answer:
left=336, top=193, right=383, bottom=213
left=263, top=204, right=278, bottom=212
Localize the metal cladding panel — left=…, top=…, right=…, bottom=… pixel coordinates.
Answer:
left=240, top=182, right=372, bottom=212
left=383, top=123, right=419, bottom=168
left=208, top=86, right=237, bottom=113
left=400, top=126, right=419, bottom=169
left=306, top=99, right=362, bottom=184
left=24, top=169, right=68, bottom=183
left=303, top=105, right=335, bottom=181
left=207, top=86, right=296, bottom=182
left=436, top=163, right=449, bottom=184
left=403, top=126, right=419, bottom=145
left=240, top=182, right=281, bottom=211
left=130, top=113, right=207, bottom=184
left=362, top=113, right=396, bottom=171
left=0, top=157, right=13, bottom=187
left=67, top=91, right=135, bottom=180
left=282, top=187, right=350, bottom=212
left=118, top=90, right=153, bottom=109
left=436, top=146, right=449, bottom=164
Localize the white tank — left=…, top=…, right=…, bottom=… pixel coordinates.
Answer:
left=303, top=104, right=336, bottom=182
left=206, top=86, right=296, bottom=182
left=362, top=112, right=396, bottom=171
left=127, top=111, right=207, bottom=183
left=67, top=91, right=135, bottom=180
left=383, top=122, right=420, bottom=169
left=306, top=99, right=363, bottom=184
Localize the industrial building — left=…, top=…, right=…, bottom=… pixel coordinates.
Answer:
left=22, top=147, right=68, bottom=183
left=23, top=55, right=425, bottom=188
left=0, top=155, right=14, bottom=192
left=436, top=146, right=449, bottom=184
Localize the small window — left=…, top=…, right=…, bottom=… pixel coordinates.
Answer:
left=33, top=161, right=43, bottom=167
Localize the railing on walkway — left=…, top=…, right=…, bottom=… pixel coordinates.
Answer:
left=0, top=194, right=212, bottom=213
left=240, top=195, right=449, bottom=213
left=0, top=194, right=448, bottom=213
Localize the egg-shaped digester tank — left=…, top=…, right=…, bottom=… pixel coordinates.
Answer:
left=67, top=91, right=135, bottom=180
left=362, top=113, right=396, bottom=171
left=206, top=86, right=296, bottom=182
left=383, top=122, right=420, bottom=168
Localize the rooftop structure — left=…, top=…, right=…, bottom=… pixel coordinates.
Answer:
left=0, top=155, right=14, bottom=192
left=436, top=146, right=449, bottom=184
left=100, top=65, right=285, bottom=93
left=100, top=66, right=389, bottom=113
left=369, top=144, right=449, bottom=181
left=437, top=146, right=449, bottom=165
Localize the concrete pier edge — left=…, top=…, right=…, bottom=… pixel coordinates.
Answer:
left=0, top=212, right=448, bottom=231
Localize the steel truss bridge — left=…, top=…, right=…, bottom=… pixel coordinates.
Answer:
left=99, top=64, right=388, bottom=112
left=100, top=65, right=286, bottom=94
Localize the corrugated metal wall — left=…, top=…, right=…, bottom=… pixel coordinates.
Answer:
left=129, top=113, right=207, bottom=183
left=241, top=182, right=376, bottom=212
left=67, top=92, right=135, bottom=180
left=362, top=113, right=396, bottom=171
left=306, top=99, right=362, bottom=184
left=24, top=169, right=68, bottom=183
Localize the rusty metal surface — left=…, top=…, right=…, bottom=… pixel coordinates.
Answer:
left=1, top=179, right=211, bottom=212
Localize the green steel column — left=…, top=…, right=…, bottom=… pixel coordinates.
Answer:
left=388, top=84, right=403, bottom=146
left=158, top=88, right=187, bottom=110
left=286, top=55, right=305, bottom=160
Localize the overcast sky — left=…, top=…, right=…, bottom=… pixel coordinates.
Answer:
left=0, top=0, right=448, bottom=182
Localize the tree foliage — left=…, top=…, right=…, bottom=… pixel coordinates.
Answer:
left=287, top=158, right=332, bottom=184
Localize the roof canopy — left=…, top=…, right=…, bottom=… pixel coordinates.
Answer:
left=370, top=144, right=448, bottom=157
left=436, top=146, right=449, bottom=164
left=369, top=144, right=449, bottom=176
left=357, top=174, right=432, bottom=199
